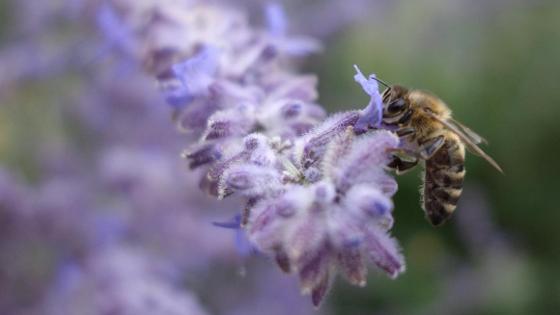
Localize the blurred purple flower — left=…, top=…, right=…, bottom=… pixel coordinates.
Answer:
left=266, top=3, right=288, bottom=36
left=45, top=247, right=209, bottom=315
left=265, top=3, right=322, bottom=57
left=161, top=46, right=219, bottom=108
left=97, top=3, right=137, bottom=57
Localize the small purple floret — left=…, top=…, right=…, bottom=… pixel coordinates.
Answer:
left=97, top=4, right=136, bottom=56
left=266, top=3, right=288, bottom=37
left=353, top=65, right=384, bottom=133
left=212, top=215, right=242, bottom=229
left=163, top=46, right=219, bottom=108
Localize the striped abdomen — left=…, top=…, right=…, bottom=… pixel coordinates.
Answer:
left=422, top=136, right=465, bottom=226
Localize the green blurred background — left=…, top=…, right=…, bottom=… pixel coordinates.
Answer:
left=1, top=0, right=560, bottom=314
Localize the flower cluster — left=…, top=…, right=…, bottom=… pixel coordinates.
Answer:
left=99, top=0, right=407, bottom=306
left=247, top=129, right=403, bottom=305
left=44, top=247, right=209, bottom=315
left=0, top=0, right=409, bottom=312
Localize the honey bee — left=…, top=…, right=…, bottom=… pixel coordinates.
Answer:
left=375, top=80, right=502, bottom=226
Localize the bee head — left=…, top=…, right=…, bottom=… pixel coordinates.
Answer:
left=381, top=85, right=410, bottom=119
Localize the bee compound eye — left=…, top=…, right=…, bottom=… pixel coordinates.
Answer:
left=387, top=98, right=406, bottom=113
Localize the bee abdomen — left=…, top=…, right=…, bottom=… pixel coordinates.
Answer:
left=422, top=139, right=465, bottom=226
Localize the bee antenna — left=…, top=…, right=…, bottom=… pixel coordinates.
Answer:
left=371, top=76, right=391, bottom=89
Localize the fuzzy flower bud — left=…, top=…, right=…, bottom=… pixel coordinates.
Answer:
left=247, top=130, right=404, bottom=306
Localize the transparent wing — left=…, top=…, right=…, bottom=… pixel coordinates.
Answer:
left=448, top=118, right=488, bottom=145
left=424, top=111, right=503, bottom=173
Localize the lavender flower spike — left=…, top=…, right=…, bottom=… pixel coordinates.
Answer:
left=102, top=1, right=405, bottom=307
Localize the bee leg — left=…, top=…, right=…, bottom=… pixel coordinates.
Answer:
left=388, top=153, right=419, bottom=174
left=396, top=127, right=415, bottom=138
left=418, top=135, right=445, bottom=160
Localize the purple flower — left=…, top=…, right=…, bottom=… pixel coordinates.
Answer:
left=266, top=3, right=288, bottom=37
left=0, top=0, right=413, bottom=312
left=246, top=130, right=404, bottom=306
left=353, top=65, right=384, bottom=134
left=161, top=46, right=219, bottom=108
left=97, top=3, right=137, bottom=57
left=296, top=111, right=360, bottom=169
left=91, top=0, right=405, bottom=308
left=45, top=247, right=210, bottom=315
left=264, top=3, right=322, bottom=57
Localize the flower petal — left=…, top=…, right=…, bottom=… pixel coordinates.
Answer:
left=299, top=111, right=360, bottom=168
left=298, top=245, right=330, bottom=295
left=265, top=3, right=287, bottom=37
left=274, top=247, right=292, bottom=273
left=353, top=65, right=384, bottom=132
left=219, top=164, right=281, bottom=199
left=163, top=46, right=219, bottom=108
left=335, top=130, right=399, bottom=192
left=311, top=269, right=331, bottom=307
left=364, top=227, right=405, bottom=278
left=337, top=247, right=367, bottom=287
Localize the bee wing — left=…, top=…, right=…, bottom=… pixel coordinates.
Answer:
left=448, top=118, right=488, bottom=145
left=424, top=111, right=503, bottom=173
